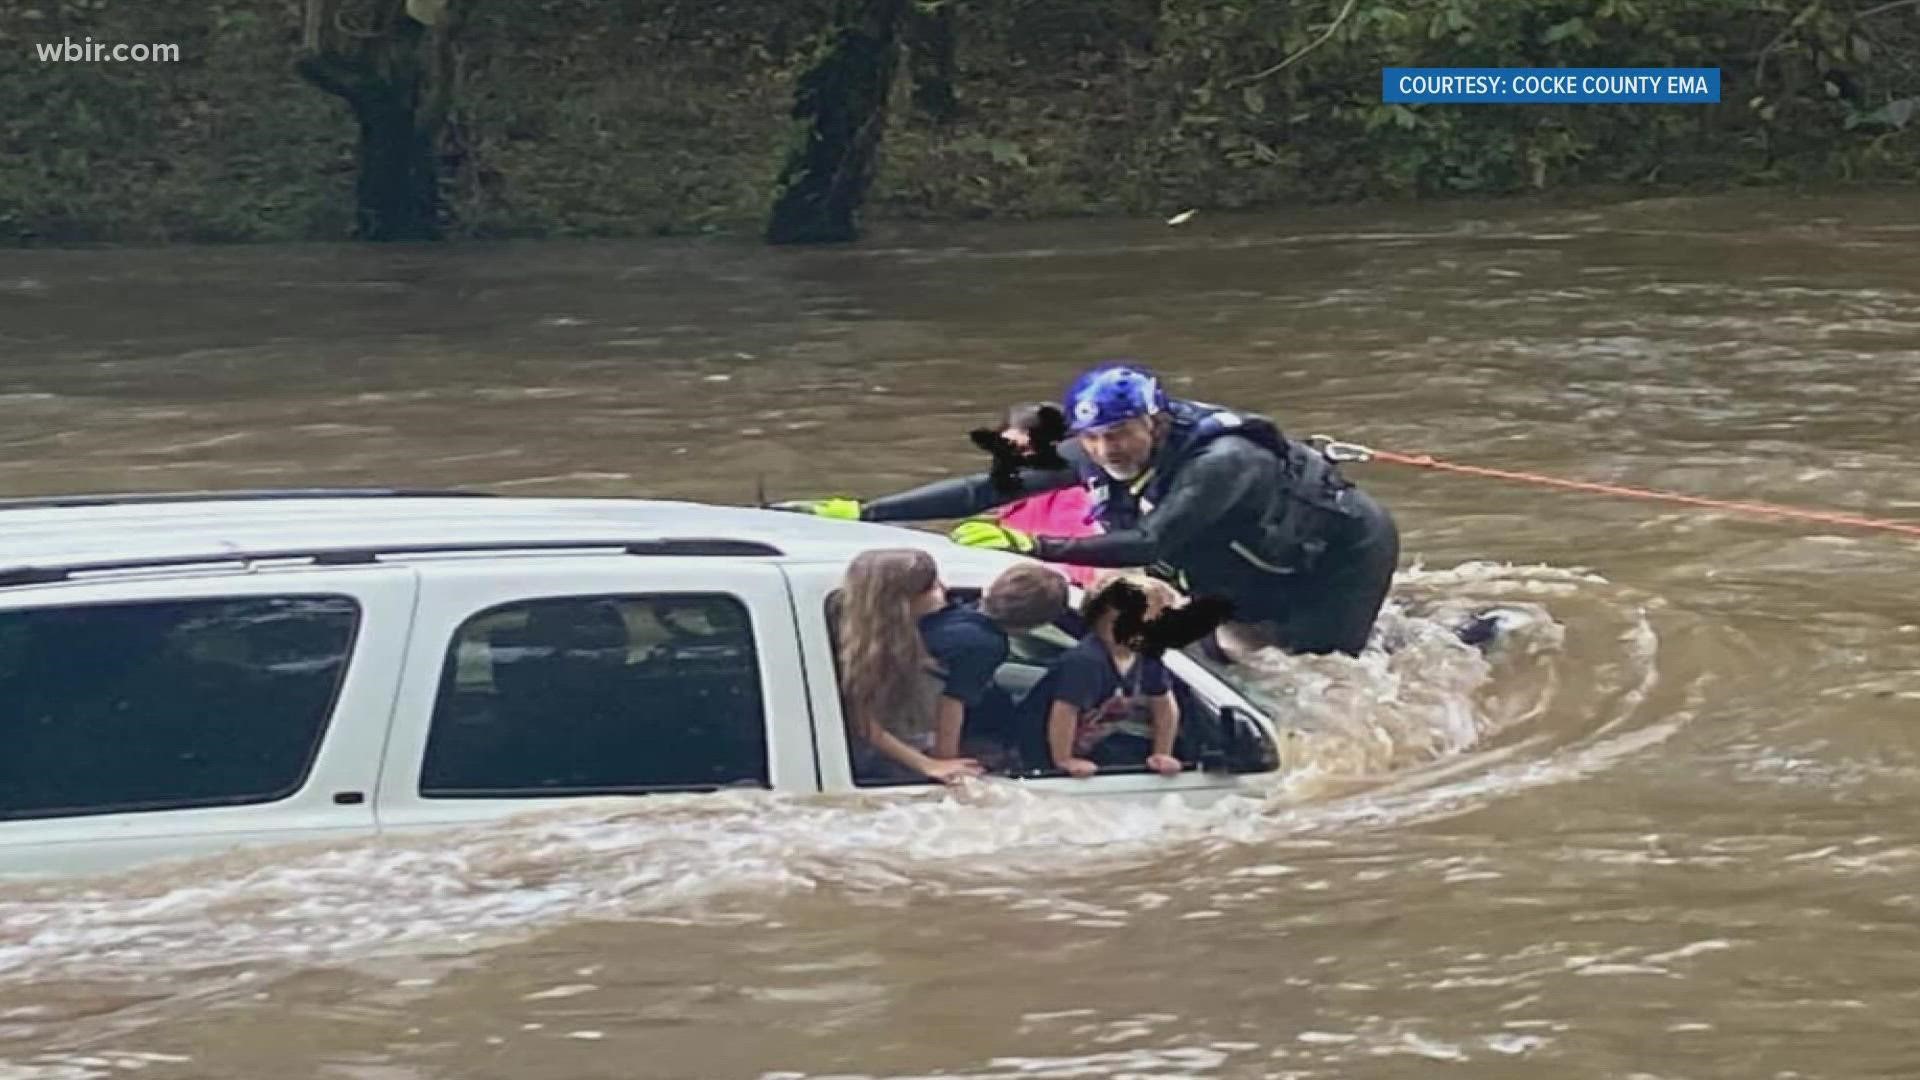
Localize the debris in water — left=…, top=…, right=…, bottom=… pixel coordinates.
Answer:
left=1383, top=1034, right=1469, bottom=1062
left=1486, top=1033, right=1547, bottom=1055
left=523, top=984, right=597, bottom=1001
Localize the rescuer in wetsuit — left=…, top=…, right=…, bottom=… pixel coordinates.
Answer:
left=777, top=363, right=1401, bottom=660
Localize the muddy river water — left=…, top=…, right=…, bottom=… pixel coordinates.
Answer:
left=3, top=190, right=1919, bottom=1079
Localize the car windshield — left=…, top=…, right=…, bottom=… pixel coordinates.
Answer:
left=1174, top=643, right=1288, bottom=725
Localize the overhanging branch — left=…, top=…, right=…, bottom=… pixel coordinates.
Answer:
left=1228, top=0, right=1361, bottom=88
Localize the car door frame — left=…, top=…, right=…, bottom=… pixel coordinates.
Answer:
left=371, top=555, right=816, bottom=834
left=780, top=560, right=1272, bottom=801
left=0, top=564, right=415, bottom=879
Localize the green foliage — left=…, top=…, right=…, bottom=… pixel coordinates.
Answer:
left=0, top=0, right=353, bottom=242
left=0, top=0, right=1914, bottom=244
left=1142, top=0, right=1919, bottom=200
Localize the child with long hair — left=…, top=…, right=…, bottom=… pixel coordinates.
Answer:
left=833, top=548, right=985, bottom=784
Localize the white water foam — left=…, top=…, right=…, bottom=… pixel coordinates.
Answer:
left=0, top=562, right=1673, bottom=987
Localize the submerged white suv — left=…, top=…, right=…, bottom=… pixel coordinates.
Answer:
left=0, top=490, right=1288, bottom=878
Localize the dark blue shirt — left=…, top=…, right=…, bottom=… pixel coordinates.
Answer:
left=918, top=601, right=1008, bottom=706
left=1031, top=635, right=1170, bottom=751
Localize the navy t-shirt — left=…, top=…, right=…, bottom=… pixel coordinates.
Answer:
left=1032, top=635, right=1170, bottom=754
left=918, top=601, right=1008, bottom=706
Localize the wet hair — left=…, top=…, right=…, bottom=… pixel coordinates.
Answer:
left=1080, top=572, right=1178, bottom=626
left=974, top=402, right=1070, bottom=494
left=832, top=548, right=939, bottom=743
left=981, top=563, right=1070, bottom=631
left=1002, top=401, right=1059, bottom=434
left=1080, top=572, right=1233, bottom=655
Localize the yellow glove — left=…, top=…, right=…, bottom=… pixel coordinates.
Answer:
left=949, top=519, right=1036, bottom=553
left=769, top=497, right=862, bottom=521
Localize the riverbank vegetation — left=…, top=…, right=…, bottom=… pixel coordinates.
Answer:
left=2, top=0, right=1914, bottom=244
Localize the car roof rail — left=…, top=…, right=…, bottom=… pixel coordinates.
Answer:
left=0, top=537, right=784, bottom=588
left=0, top=488, right=499, bottom=512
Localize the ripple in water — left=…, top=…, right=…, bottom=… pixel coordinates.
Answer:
left=0, top=562, right=1676, bottom=989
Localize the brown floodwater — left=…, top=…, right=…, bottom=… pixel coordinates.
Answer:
left=3, top=190, right=1919, bottom=1079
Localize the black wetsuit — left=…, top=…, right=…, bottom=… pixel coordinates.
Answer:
left=860, top=401, right=1400, bottom=657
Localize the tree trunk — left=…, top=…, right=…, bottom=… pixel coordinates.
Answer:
left=352, top=94, right=441, bottom=241
left=905, top=1, right=957, bottom=122
left=296, top=0, right=469, bottom=241
left=765, top=0, right=911, bottom=245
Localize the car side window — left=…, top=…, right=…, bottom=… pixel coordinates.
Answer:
left=0, top=595, right=359, bottom=821
left=825, top=587, right=1092, bottom=784
left=419, top=594, right=769, bottom=797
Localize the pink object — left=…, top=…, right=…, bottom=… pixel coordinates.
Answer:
left=997, top=486, right=1103, bottom=588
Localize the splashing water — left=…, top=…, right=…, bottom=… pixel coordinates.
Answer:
left=0, top=561, right=1668, bottom=994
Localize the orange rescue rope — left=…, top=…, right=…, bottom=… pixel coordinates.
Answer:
left=1308, top=436, right=1920, bottom=540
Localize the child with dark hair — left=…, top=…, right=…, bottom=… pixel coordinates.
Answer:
left=992, top=402, right=1104, bottom=589
left=1023, top=572, right=1185, bottom=779
left=920, top=562, right=1070, bottom=764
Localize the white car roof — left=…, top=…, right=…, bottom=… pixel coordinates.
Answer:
left=0, top=491, right=1044, bottom=584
